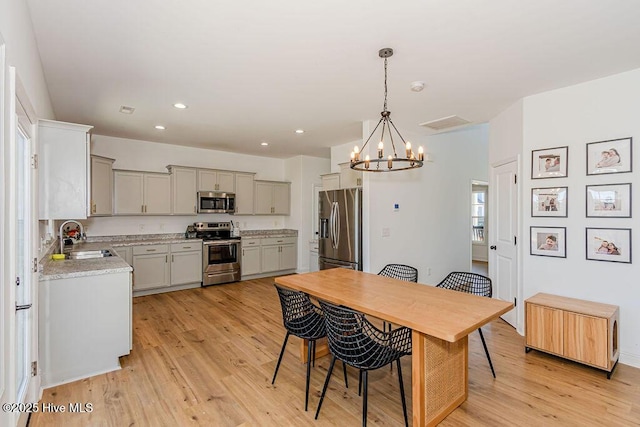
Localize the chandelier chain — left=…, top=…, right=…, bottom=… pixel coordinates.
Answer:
left=383, top=57, right=388, bottom=112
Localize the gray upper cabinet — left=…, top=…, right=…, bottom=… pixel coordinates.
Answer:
left=254, top=181, right=290, bottom=215
left=90, top=155, right=114, bottom=216
left=234, top=172, right=255, bottom=215
left=113, top=170, right=171, bottom=215
left=197, top=169, right=235, bottom=192
left=168, top=166, right=197, bottom=215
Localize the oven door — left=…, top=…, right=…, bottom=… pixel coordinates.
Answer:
left=202, top=240, right=241, bottom=285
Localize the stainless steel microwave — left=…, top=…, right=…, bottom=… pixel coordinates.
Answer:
left=197, top=191, right=236, bottom=214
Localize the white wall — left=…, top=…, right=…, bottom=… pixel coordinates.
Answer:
left=284, top=155, right=331, bottom=272
left=520, top=68, right=640, bottom=368
left=1, top=2, right=54, bottom=422
left=330, top=125, right=489, bottom=282
left=489, top=99, right=523, bottom=164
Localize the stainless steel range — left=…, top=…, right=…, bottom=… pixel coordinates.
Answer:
left=194, top=222, right=241, bottom=286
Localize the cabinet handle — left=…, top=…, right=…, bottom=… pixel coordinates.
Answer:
left=183, top=246, right=191, bottom=249
left=277, top=240, right=283, bottom=243
left=141, top=205, right=144, bottom=213
left=146, top=249, right=156, bottom=252
left=172, top=254, right=174, bottom=262
left=165, top=255, right=168, bottom=263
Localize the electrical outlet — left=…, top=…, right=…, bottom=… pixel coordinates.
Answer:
left=139, top=224, right=145, bottom=232
left=159, top=223, right=165, bottom=231
left=382, top=227, right=390, bottom=237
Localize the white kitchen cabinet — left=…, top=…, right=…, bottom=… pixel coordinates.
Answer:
left=170, top=242, right=202, bottom=285
left=38, top=119, right=93, bottom=220
left=168, top=166, right=197, bottom=215
left=234, top=172, right=255, bottom=215
left=90, top=155, right=114, bottom=216
left=113, top=170, right=171, bottom=215
left=254, top=181, right=291, bottom=215
left=321, top=173, right=340, bottom=190
left=198, top=169, right=235, bottom=192
left=260, top=236, right=297, bottom=273
left=339, top=162, right=362, bottom=188
left=132, top=244, right=171, bottom=290
left=39, top=271, right=131, bottom=387
left=241, top=245, right=261, bottom=276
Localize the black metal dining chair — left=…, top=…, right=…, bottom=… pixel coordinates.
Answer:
left=315, top=300, right=412, bottom=427
left=377, top=264, right=418, bottom=333
left=377, top=263, right=418, bottom=283
left=436, top=271, right=496, bottom=378
left=271, top=285, right=347, bottom=411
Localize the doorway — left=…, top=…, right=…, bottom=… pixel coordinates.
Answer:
left=471, top=181, right=488, bottom=276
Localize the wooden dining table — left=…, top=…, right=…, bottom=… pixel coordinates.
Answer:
left=275, top=268, right=514, bottom=427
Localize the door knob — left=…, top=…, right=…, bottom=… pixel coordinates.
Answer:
left=490, top=245, right=497, bottom=250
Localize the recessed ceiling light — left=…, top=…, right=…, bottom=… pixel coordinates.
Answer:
left=155, top=125, right=166, bottom=130
left=295, top=129, right=305, bottom=134
left=173, top=103, right=188, bottom=109
left=261, top=142, right=269, bottom=146
left=119, top=105, right=135, bottom=114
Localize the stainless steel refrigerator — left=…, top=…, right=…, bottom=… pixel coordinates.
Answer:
left=318, top=188, right=362, bottom=270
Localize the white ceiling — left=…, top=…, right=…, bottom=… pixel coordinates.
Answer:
left=26, top=0, right=640, bottom=159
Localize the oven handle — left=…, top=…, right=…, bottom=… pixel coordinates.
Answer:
left=203, top=240, right=241, bottom=246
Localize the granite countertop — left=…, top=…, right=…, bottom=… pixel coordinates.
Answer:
left=241, top=229, right=298, bottom=238
left=40, top=242, right=132, bottom=281
left=40, top=234, right=200, bottom=281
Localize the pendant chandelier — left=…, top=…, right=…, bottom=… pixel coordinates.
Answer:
left=350, top=48, right=424, bottom=172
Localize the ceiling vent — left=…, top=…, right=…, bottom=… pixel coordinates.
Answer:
left=119, top=105, right=136, bottom=114
left=420, top=115, right=470, bottom=131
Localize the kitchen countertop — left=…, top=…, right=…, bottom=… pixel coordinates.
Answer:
left=240, top=229, right=298, bottom=238
left=40, top=234, right=200, bottom=281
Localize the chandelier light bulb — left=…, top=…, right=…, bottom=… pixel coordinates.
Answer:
left=353, top=145, right=360, bottom=161
left=418, top=146, right=424, bottom=161
left=365, top=155, right=370, bottom=169
left=387, top=155, right=393, bottom=169
left=377, top=141, right=384, bottom=159
left=406, top=141, right=412, bottom=158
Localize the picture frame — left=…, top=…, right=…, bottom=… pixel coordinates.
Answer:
left=531, top=187, right=568, bottom=217
left=586, top=228, right=632, bottom=263
left=586, top=137, right=632, bottom=175
left=586, top=183, right=632, bottom=218
left=531, top=146, right=568, bottom=179
left=530, top=226, right=566, bottom=258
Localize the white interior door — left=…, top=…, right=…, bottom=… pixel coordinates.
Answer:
left=489, top=159, right=518, bottom=327
left=1, top=64, right=39, bottom=427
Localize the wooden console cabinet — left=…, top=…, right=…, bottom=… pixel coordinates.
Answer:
left=525, top=293, right=619, bottom=378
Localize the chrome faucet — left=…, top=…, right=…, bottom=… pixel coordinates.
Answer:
left=59, top=220, right=85, bottom=254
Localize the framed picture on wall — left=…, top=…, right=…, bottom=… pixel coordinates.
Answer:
left=530, top=226, right=566, bottom=258
left=586, top=228, right=632, bottom=263
left=586, top=183, right=632, bottom=218
left=586, top=137, right=632, bottom=175
left=531, top=187, right=568, bottom=217
left=531, top=146, right=568, bottom=179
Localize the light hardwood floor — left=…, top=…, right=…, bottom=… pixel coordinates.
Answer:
left=30, top=277, right=640, bottom=426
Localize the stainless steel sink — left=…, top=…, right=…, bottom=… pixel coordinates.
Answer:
left=67, top=249, right=113, bottom=260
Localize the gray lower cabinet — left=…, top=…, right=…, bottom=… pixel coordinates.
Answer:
left=242, top=236, right=297, bottom=277
left=130, top=242, right=202, bottom=292
left=132, top=244, right=171, bottom=291
left=241, top=245, right=261, bottom=276
left=170, top=242, right=202, bottom=285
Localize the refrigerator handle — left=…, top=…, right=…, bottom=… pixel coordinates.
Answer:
left=333, top=202, right=340, bottom=249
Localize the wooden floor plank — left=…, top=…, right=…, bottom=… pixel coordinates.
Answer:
left=29, top=277, right=640, bottom=426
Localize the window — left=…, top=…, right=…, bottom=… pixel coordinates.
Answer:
left=472, top=190, right=486, bottom=243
